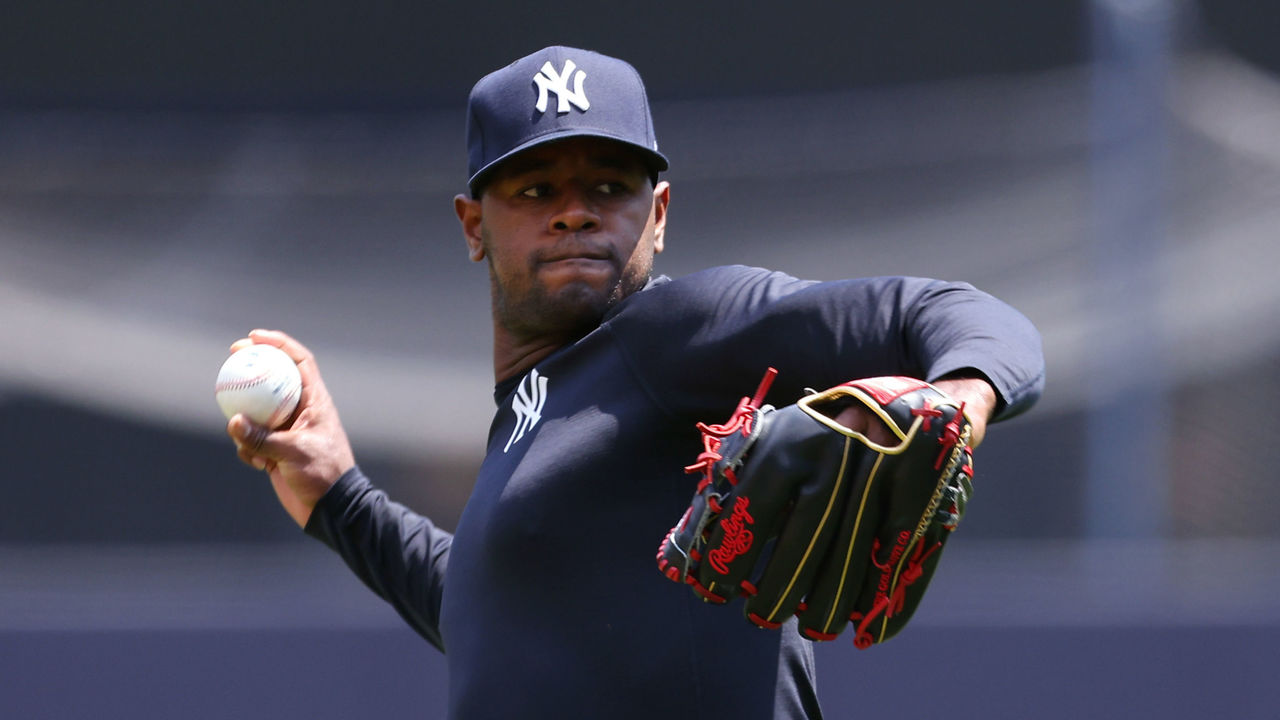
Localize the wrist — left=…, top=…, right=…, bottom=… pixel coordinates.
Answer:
left=930, top=376, right=995, bottom=448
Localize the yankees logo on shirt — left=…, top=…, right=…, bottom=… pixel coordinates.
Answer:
left=533, top=60, right=589, bottom=114
left=505, top=368, right=549, bottom=452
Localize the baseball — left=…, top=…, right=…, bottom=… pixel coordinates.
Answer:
left=214, top=344, right=302, bottom=429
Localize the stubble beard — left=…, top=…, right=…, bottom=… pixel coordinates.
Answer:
left=489, top=260, right=649, bottom=344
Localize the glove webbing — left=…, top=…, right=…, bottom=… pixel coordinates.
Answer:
left=683, top=367, right=777, bottom=492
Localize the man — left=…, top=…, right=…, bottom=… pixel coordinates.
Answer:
left=227, top=46, right=1044, bottom=719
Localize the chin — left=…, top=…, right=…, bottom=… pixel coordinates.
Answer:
left=548, top=284, right=615, bottom=327
left=498, top=282, right=612, bottom=339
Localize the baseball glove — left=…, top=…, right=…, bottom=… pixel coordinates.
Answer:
left=656, top=369, right=974, bottom=648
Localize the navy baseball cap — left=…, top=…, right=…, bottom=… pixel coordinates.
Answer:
left=465, top=46, right=669, bottom=195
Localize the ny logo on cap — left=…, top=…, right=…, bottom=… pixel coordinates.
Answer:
left=533, top=59, right=590, bottom=114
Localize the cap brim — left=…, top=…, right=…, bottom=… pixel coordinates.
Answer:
left=467, top=129, right=669, bottom=194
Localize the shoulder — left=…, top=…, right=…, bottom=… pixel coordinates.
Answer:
left=650, top=267, right=956, bottom=304
left=606, top=266, right=945, bottom=332
left=614, top=265, right=815, bottom=316
left=670, top=264, right=809, bottom=293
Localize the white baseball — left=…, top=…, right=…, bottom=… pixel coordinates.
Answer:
left=215, top=344, right=302, bottom=429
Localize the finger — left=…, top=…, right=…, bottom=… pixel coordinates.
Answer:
left=228, top=414, right=277, bottom=457
left=229, top=337, right=256, bottom=353
left=247, top=329, right=313, bottom=367
left=236, top=443, right=269, bottom=471
left=229, top=417, right=273, bottom=472
left=246, top=329, right=327, bottom=405
left=831, top=405, right=897, bottom=448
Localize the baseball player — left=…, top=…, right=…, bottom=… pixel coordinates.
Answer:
left=226, top=46, right=1044, bottom=719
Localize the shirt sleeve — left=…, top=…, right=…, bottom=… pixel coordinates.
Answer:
left=896, top=276, right=1045, bottom=420
left=610, top=265, right=1044, bottom=423
left=304, top=466, right=453, bottom=651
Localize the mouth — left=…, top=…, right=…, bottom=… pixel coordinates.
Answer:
left=538, top=247, right=612, bottom=264
left=536, top=245, right=615, bottom=271
left=541, top=257, right=610, bottom=270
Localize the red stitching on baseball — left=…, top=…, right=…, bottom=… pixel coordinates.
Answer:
left=214, top=371, right=273, bottom=393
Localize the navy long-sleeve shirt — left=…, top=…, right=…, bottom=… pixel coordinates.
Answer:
left=305, top=266, right=1045, bottom=719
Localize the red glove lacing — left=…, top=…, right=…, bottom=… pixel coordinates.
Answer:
left=848, top=538, right=943, bottom=649
left=683, top=368, right=778, bottom=491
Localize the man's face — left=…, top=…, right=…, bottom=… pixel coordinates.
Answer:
left=455, top=137, right=669, bottom=343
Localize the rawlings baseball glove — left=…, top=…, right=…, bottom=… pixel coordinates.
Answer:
left=657, top=369, right=974, bottom=648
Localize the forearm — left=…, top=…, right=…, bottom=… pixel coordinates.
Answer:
left=905, top=279, right=1045, bottom=422
left=305, top=466, right=452, bottom=650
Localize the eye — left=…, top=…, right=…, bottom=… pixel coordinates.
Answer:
left=595, top=181, right=629, bottom=196
left=519, top=183, right=550, bottom=199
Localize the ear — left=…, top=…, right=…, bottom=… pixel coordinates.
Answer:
left=454, top=194, right=485, bottom=262
left=650, top=181, right=670, bottom=255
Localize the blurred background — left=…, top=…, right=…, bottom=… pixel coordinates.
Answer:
left=2, top=1, right=1278, bottom=717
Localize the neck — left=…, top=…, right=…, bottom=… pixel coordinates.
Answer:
left=491, top=326, right=574, bottom=384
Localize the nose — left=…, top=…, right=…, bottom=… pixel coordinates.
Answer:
left=549, top=189, right=600, bottom=233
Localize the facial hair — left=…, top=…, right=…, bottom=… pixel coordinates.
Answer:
left=487, top=245, right=651, bottom=344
